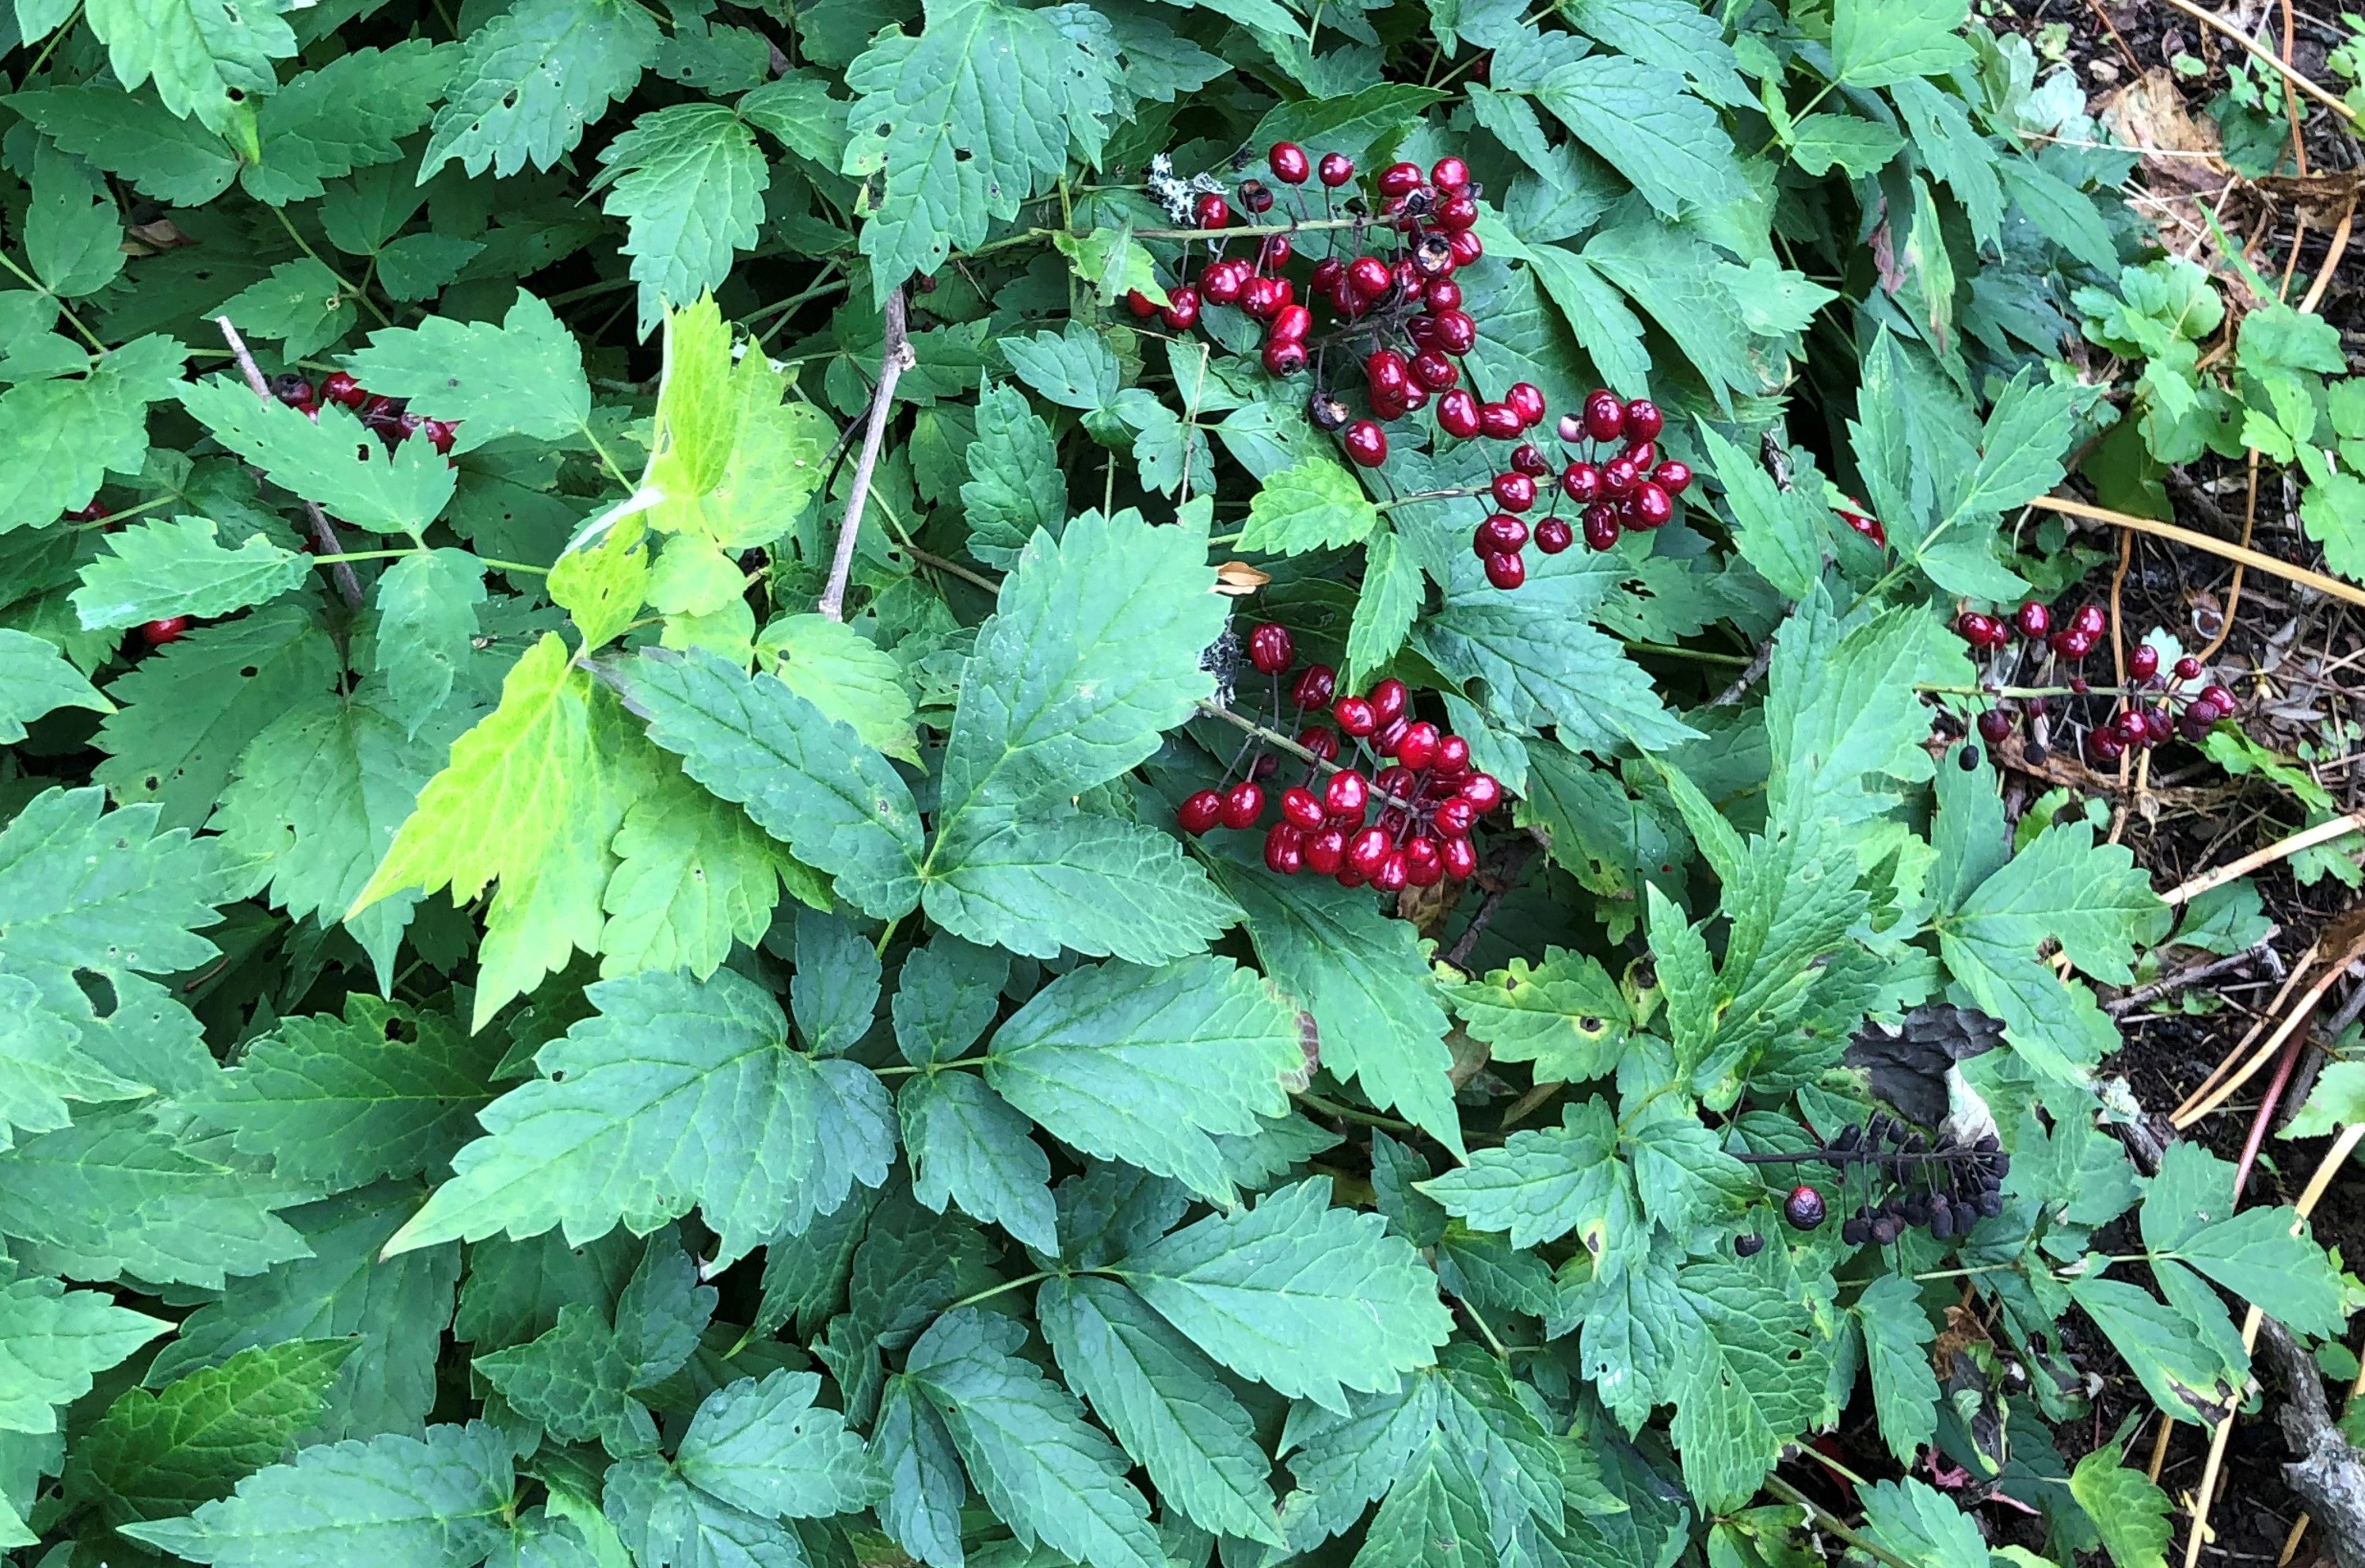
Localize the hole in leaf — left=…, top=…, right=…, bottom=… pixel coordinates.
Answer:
left=74, top=969, right=116, bottom=1020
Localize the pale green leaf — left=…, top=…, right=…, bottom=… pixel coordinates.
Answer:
left=0, top=975, right=150, bottom=1151
left=0, top=628, right=110, bottom=742
left=1443, top=948, right=1627, bottom=1084
left=960, top=379, right=1067, bottom=571
left=178, top=377, right=457, bottom=539
left=1343, top=526, right=1423, bottom=687
left=422, top=0, right=661, bottom=178
left=215, top=258, right=360, bottom=360
left=900, top=1072, right=1058, bottom=1253
left=0, top=336, right=185, bottom=535
left=71, top=514, right=306, bottom=632
left=924, top=806, right=1241, bottom=965
left=593, top=105, right=769, bottom=339
left=676, top=1369, right=883, bottom=1519
left=341, top=291, right=592, bottom=448
left=372, top=548, right=486, bottom=736
left=1529, top=54, right=1747, bottom=218
left=1418, top=1099, right=1629, bottom=1251
left=1855, top=1273, right=1939, bottom=1466
left=0, top=1274, right=170, bottom=1435
left=1237, top=456, right=1381, bottom=557
left=2069, top=1448, right=2172, bottom=1568
left=243, top=41, right=455, bottom=204
left=82, top=0, right=294, bottom=139
left=5, top=84, right=241, bottom=205
left=600, top=763, right=803, bottom=983
left=757, top=614, right=920, bottom=763
left=1832, top=0, right=1972, bottom=86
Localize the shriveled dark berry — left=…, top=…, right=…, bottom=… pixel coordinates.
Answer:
left=1783, top=1186, right=1826, bottom=1230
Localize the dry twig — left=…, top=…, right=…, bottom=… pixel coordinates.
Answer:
left=817, top=285, right=912, bottom=622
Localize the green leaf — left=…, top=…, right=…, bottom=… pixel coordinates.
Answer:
left=611, top=645, right=927, bottom=921
left=2065, top=1274, right=2239, bottom=1423
left=1343, top=526, right=1424, bottom=687
left=924, top=804, right=1242, bottom=965
left=476, top=1303, right=658, bottom=1454
left=243, top=41, right=455, bottom=204
left=2142, top=1150, right=2345, bottom=1336
left=600, top=763, right=806, bottom=983
left=758, top=613, right=921, bottom=764
left=905, top=1308, right=1163, bottom=1568
left=1111, top=1178, right=1453, bottom=1413
left=1696, top=424, right=1826, bottom=599
left=0, top=336, right=185, bottom=535
left=82, top=0, right=292, bottom=142
left=71, top=1339, right=356, bottom=1530
left=1582, top=219, right=1776, bottom=409
left=71, top=514, right=306, bottom=632
left=872, top=1376, right=966, bottom=1568
left=1238, top=456, right=1381, bottom=556
left=1765, top=594, right=1965, bottom=827
left=341, top=292, right=592, bottom=450
left=1515, top=238, right=1652, bottom=399
left=1997, top=158, right=2119, bottom=274
left=1528, top=54, right=1747, bottom=218
left=1444, top=948, right=1628, bottom=1083
left=900, top=1071, right=1058, bottom=1253
left=2069, top=1448, right=2172, bottom=1568
left=961, top=379, right=1068, bottom=570
left=0, top=974, right=150, bottom=1150
left=676, top=1369, right=883, bottom=1519
left=893, top=934, right=1008, bottom=1068
left=1562, top=0, right=1746, bottom=104
left=1038, top=1275, right=1284, bottom=1545
left=592, top=105, right=769, bottom=339
left=0, top=629, right=109, bottom=743
left=353, top=634, right=641, bottom=1028
left=842, top=0, right=1118, bottom=297
left=1419, top=1098, right=1629, bottom=1251
left=181, top=995, right=499, bottom=1189
left=385, top=966, right=890, bottom=1268
left=1667, top=1246, right=1831, bottom=1512
left=6, top=84, right=242, bottom=205
left=26, top=140, right=128, bottom=299
left=1209, top=857, right=1463, bottom=1157
left=373, top=548, right=486, bottom=736
left=1857, top=1479, right=1986, bottom=1568
left=790, top=908, right=881, bottom=1057
left=422, top=0, right=661, bottom=178
left=981, top=955, right=1296, bottom=1209
left=120, top=1421, right=514, bottom=1568
left=178, top=377, right=458, bottom=539
left=1789, top=112, right=1905, bottom=176
left=216, top=258, right=360, bottom=360
left=1855, top=1273, right=1939, bottom=1465
left=0, top=1274, right=169, bottom=1434
left=738, top=70, right=851, bottom=165
left=1831, top=0, right=1972, bottom=86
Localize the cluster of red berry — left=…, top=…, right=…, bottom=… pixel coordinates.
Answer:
left=1467, top=390, right=1693, bottom=585
left=1176, top=623, right=1502, bottom=891
left=1955, top=599, right=2234, bottom=767
left=274, top=370, right=457, bottom=455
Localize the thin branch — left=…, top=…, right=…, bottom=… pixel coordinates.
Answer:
left=2156, top=0, right=2358, bottom=120
left=215, top=316, right=364, bottom=611
left=2105, top=932, right=2279, bottom=1014
left=2031, top=493, right=2365, bottom=611
left=2161, top=809, right=2365, bottom=905
left=1441, top=832, right=1543, bottom=972
left=1710, top=640, right=1775, bottom=706
left=1761, top=1475, right=1920, bottom=1568
left=817, top=286, right=910, bottom=622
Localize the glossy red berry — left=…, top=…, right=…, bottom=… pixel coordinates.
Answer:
left=1365, top=348, right=1411, bottom=404
left=1194, top=192, right=1230, bottom=230
left=1373, top=851, right=1410, bottom=892
left=1282, top=786, right=1327, bottom=831
left=1341, top=421, right=1387, bottom=467
left=1126, top=289, right=1159, bottom=318
left=2201, top=683, right=2237, bottom=714
left=139, top=616, right=189, bottom=647
left=1403, top=838, right=1444, bottom=887
left=1424, top=278, right=1461, bottom=312
left=421, top=418, right=458, bottom=455
left=1628, top=481, right=1673, bottom=528
left=1430, top=154, right=1471, bottom=191
left=1305, top=828, right=1348, bottom=874
left=1334, top=695, right=1378, bottom=736
left=1428, top=309, right=1476, bottom=356
left=1178, top=790, right=1224, bottom=835
left=1411, top=350, right=1457, bottom=391
left=1262, top=339, right=1308, bottom=377
left=1437, top=390, right=1481, bottom=439
left=1248, top=622, right=1293, bottom=674
left=2051, top=629, right=2093, bottom=660
left=1317, top=152, right=1354, bottom=187
left=1959, top=611, right=1999, bottom=647
left=1622, top=399, right=1663, bottom=441
left=1323, top=770, right=1369, bottom=818
left=1533, top=516, right=1573, bottom=554
left=2112, top=709, right=2150, bottom=744
left=1483, top=551, right=1525, bottom=589
left=1582, top=389, right=1624, bottom=443
left=1293, top=664, right=1337, bottom=710
left=1347, top=826, right=1390, bottom=877
left=1600, top=455, right=1638, bottom=496
left=1441, top=835, right=1477, bottom=880
left=1783, top=1186, right=1826, bottom=1230
left=1510, top=443, right=1550, bottom=478
left=1505, top=383, right=1545, bottom=428
left=1652, top=459, right=1692, bottom=496
left=1434, top=193, right=1478, bottom=230
left=1366, top=678, right=1407, bottom=728
left=1387, top=721, right=1435, bottom=773
left=2174, top=656, right=2202, bottom=681
left=1560, top=461, right=1601, bottom=503
left=1268, top=302, right=1310, bottom=342
left=1976, top=710, right=2013, bottom=744
left=1459, top=773, right=1502, bottom=813
left=1260, top=233, right=1292, bottom=270
left=1270, top=142, right=1311, bottom=184
left=1342, top=256, right=1390, bottom=302
left=320, top=371, right=366, bottom=409
left=1448, top=229, right=1483, bottom=266
left=1221, top=781, right=1264, bottom=830
left=2128, top=644, right=2160, bottom=681
left=2086, top=729, right=2127, bottom=764
left=1159, top=286, right=1201, bottom=330
left=1475, top=514, right=1529, bottom=555
left=1297, top=725, right=1339, bottom=762
left=1377, top=161, right=1423, bottom=198
left=1582, top=504, right=1620, bottom=552
left=1265, top=822, right=1304, bottom=873
left=1491, top=472, right=1535, bottom=512
left=1478, top=402, right=1523, bottom=440
left=2014, top=601, right=2051, bottom=639
left=1432, top=736, right=1471, bottom=778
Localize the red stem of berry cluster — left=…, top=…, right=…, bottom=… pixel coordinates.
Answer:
left=215, top=315, right=365, bottom=611
left=1191, top=697, right=1420, bottom=813
left=818, top=286, right=910, bottom=622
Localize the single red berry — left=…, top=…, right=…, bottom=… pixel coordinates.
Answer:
left=1448, top=229, right=1483, bottom=266
left=2174, top=656, right=2202, bottom=681
left=1347, top=825, right=1390, bottom=876
left=2051, top=629, right=2093, bottom=660
left=421, top=418, right=457, bottom=455
left=1248, top=622, right=1293, bottom=674
left=1297, top=724, right=1339, bottom=761
left=1160, top=286, right=1201, bottom=330
left=2086, top=729, right=2126, bottom=764
left=1601, top=455, right=1640, bottom=496
left=1560, top=461, right=1601, bottom=503
left=1200, top=261, right=1246, bottom=305
left=1270, top=141, right=1311, bottom=184
left=1373, top=850, right=1410, bottom=892
left=1622, top=398, right=1663, bottom=441
left=1393, top=721, right=1440, bottom=772
left=1377, top=161, right=1423, bottom=199
left=1441, top=835, right=1477, bottom=880
left=1339, top=255, right=1388, bottom=302
left=1323, top=769, right=1369, bottom=818
left=1430, top=154, right=1471, bottom=191
left=1126, top=289, right=1159, bottom=318
left=1533, top=516, right=1573, bottom=554
left=2146, top=708, right=2173, bottom=744
left=1436, top=390, right=1481, bottom=439
left=1293, top=664, right=1337, bottom=710
left=1510, top=443, right=1550, bottom=478
left=1424, top=278, right=1461, bottom=312
left=1428, top=309, right=1476, bottom=355
left=1178, top=790, right=1224, bottom=835
left=1260, top=233, right=1293, bottom=270
left=1483, top=550, right=1525, bottom=589
left=1491, top=472, right=1535, bottom=512
left=2071, top=603, right=2107, bottom=638
left=272, top=372, right=312, bottom=408
left=1434, top=193, right=1479, bottom=231
left=1334, top=695, right=1378, bottom=736
left=1262, top=339, right=1308, bottom=377
left=1317, top=152, right=1354, bottom=187
left=1653, top=459, right=1692, bottom=496
left=1366, top=678, right=1407, bottom=727
left=1783, top=1186, right=1826, bottom=1230
left=1977, top=710, right=2013, bottom=744
left=1268, top=302, right=1310, bottom=342
left=2182, top=695, right=2222, bottom=728
left=1404, top=838, right=1445, bottom=887
left=2014, top=601, right=2051, bottom=639
left=1582, top=389, right=1624, bottom=443
left=320, top=371, right=366, bottom=409
left=1622, top=440, right=1656, bottom=470
left=1341, top=421, right=1388, bottom=467
left=139, top=616, right=189, bottom=647
left=1305, top=828, right=1348, bottom=874
left=1478, top=402, right=1523, bottom=440
left=1958, top=611, right=1997, bottom=647
left=1221, top=780, right=1264, bottom=830
left=1264, top=821, right=1305, bottom=873
left=1365, top=348, right=1411, bottom=404
left=1282, top=786, right=1327, bottom=831
left=2200, top=683, right=2237, bottom=714
left=1459, top=773, right=1502, bottom=813
left=1505, top=382, right=1546, bottom=428
left=1240, top=276, right=1285, bottom=320
left=63, top=501, right=106, bottom=523
left=1582, top=504, right=1620, bottom=552
left=1375, top=714, right=1411, bottom=759
left=1475, top=514, right=1529, bottom=555
left=2128, top=644, right=2160, bottom=681
left=1628, top=481, right=1673, bottom=528
left=1433, top=735, right=1471, bottom=777
left=1432, top=796, right=1476, bottom=837
left=1411, top=350, right=1458, bottom=391
left=1194, top=192, right=1230, bottom=230
left=2112, top=709, right=2149, bottom=745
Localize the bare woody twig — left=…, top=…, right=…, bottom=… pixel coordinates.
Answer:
left=817, top=286, right=912, bottom=622
left=214, top=316, right=364, bottom=611
left=2032, top=493, right=2365, bottom=611
left=2256, top=1317, right=2365, bottom=1568
left=1441, top=832, right=1543, bottom=972
left=2156, top=0, right=2358, bottom=121
left=2161, top=810, right=2365, bottom=905
left=2104, top=931, right=2280, bottom=1014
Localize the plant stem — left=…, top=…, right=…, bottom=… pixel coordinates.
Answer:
left=946, top=1270, right=1052, bottom=1311
left=1293, top=1090, right=1419, bottom=1133
left=1624, top=639, right=1751, bottom=667
left=817, top=285, right=909, bottom=622
left=1190, top=698, right=1421, bottom=811
left=0, top=252, right=105, bottom=352
left=216, top=316, right=366, bottom=611
left=1761, top=1475, right=1919, bottom=1568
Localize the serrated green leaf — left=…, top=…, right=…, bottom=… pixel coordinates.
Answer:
left=1238, top=456, right=1381, bottom=556
left=475, top=1303, right=658, bottom=1454
left=1667, top=1246, right=1830, bottom=1512
left=1789, top=112, right=1905, bottom=176
left=72, top=1339, right=356, bottom=1531
left=120, top=1421, right=514, bottom=1568
left=1528, top=54, right=1746, bottom=219
left=1697, top=424, right=1826, bottom=599
left=611, top=645, right=927, bottom=922
left=788, top=908, right=880, bottom=1059
left=1112, top=1178, right=1453, bottom=1414
left=757, top=614, right=920, bottom=764
left=0, top=628, right=110, bottom=741
left=0, top=336, right=185, bottom=535
left=1831, top=0, right=1972, bottom=86
left=1857, top=1478, right=1986, bottom=1568
left=872, top=1376, right=966, bottom=1568
left=82, top=0, right=291, bottom=140
left=1855, top=1273, right=1939, bottom=1465
left=676, top=1369, right=882, bottom=1519
left=178, top=378, right=457, bottom=539
left=739, top=70, right=851, bottom=166
left=961, top=379, right=1067, bottom=571
left=841, top=0, right=1118, bottom=298
left=900, top=1072, right=1057, bottom=1252
left=924, top=804, right=1242, bottom=964
left=215, top=258, right=360, bottom=360
left=2065, top=1274, right=2239, bottom=1424
left=593, top=106, right=769, bottom=339
left=245, top=41, right=455, bottom=204
left=422, top=0, right=661, bottom=178
left=601, top=763, right=807, bottom=983
left=6, top=84, right=242, bottom=205
left=906, top=1308, right=1163, bottom=1568
left=1444, top=948, right=1627, bottom=1083
left=1343, top=526, right=1422, bottom=687
left=71, top=514, right=307, bottom=631
left=182, top=995, right=499, bottom=1189
left=892, top=934, right=1007, bottom=1068
left=1419, top=1098, right=1628, bottom=1251
left=386, top=966, right=889, bottom=1267
left=0, top=975, right=150, bottom=1151
left=372, top=548, right=486, bottom=736
left=2069, top=1448, right=2171, bottom=1568
left=341, top=292, right=592, bottom=450
left=0, top=1274, right=169, bottom=1434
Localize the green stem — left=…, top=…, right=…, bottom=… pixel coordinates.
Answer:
left=19, top=2, right=82, bottom=78
left=268, top=208, right=393, bottom=326
left=1623, top=639, right=1751, bottom=667
left=1293, top=1090, right=1419, bottom=1133
left=0, top=253, right=105, bottom=352
left=311, top=548, right=549, bottom=577
left=71, top=495, right=174, bottom=530
left=1761, top=1475, right=1918, bottom=1568
left=946, top=1271, right=1053, bottom=1311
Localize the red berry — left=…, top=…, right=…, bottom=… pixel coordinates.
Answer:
left=1424, top=279, right=1461, bottom=312
left=2201, top=683, right=2237, bottom=714
left=1628, top=481, right=1673, bottom=528
left=1305, top=828, right=1347, bottom=874
left=1341, top=421, right=1387, bottom=467
left=1293, top=664, right=1337, bottom=710
left=1347, top=826, right=1390, bottom=876
left=1622, top=440, right=1656, bottom=470
left=320, top=371, right=366, bottom=409
left=2182, top=695, right=2222, bottom=727
left=2071, top=603, right=2107, bottom=638
left=1623, top=398, right=1663, bottom=441
left=1433, top=735, right=1470, bottom=777
left=2128, top=644, right=2160, bottom=681
left=1317, top=153, right=1354, bottom=187
left=1977, top=710, right=2013, bottom=744
left=1221, top=781, right=1264, bottom=830
left=1200, top=262, right=1245, bottom=305
left=1373, top=851, right=1410, bottom=892
left=1430, top=154, right=1471, bottom=191
left=1460, top=773, right=1502, bottom=812
left=1265, top=822, right=1305, bottom=873
left=1240, top=181, right=1274, bottom=215
left=1491, top=472, right=1535, bottom=512
left=2113, top=709, right=2150, bottom=744
left=2086, top=729, right=2126, bottom=764
left=1365, top=348, right=1411, bottom=403
left=1378, top=161, right=1423, bottom=199
left=1582, top=504, right=1620, bottom=551
left=1436, top=390, right=1480, bottom=439
left=1260, top=233, right=1292, bottom=270
left=1600, top=455, right=1638, bottom=496
left=139, top=616, right=189, bottom=647
left=1510, top=443, right=1549, bottom=478
left=1392, top=721, right=1439, bottom=772
left=1282, top=786, right=1327, bottom=830
left=1560, top=461, right=1601, bottom=503
left=1270, top=142, right=1311, bottom=184
left=1248, top=622, right=1293, bottom=674
left=1367, top=678, right=1407, bottom=727
left=1783, top=1186, right=1826, bottom=1230
left=271, top=372, right=312, bottom=408
left=1126, top=289, right=1159, bottom=318
left=1262, top=339, right=1307, bottom=376
left=1428, top=309, right=1476, bottom=356
left=1324, top=769, right=1369, bottom=817
left=1441, top=835, right=1477, bottom=880
left=1534, top=517, right=1573, bottom=554
left=1435, top=193, right=1478, bottom=231
left=1958, top=611, right=1997, bottom=647
left=1652, top=459, right=1692, bottom=496
left=1475, top=514, right=1529, bottom=555
left=1582, top=390, right=1624, bottom=443
left=2014, top=601, right=2051, bottom=639
left=2174, top=656, right=2202, bottom=681
left=1483, top=551, right=1525, bottom=589
left=1178, top=790, right=1224, bottom=835
left=1404, top=838, right=1444, bottom=886
left=1505, top=382, right=1545, bottom=428
left=1342, top=255, right=1389, bottom=301
left=1335, top=695, right=1378, bottom=736
left=1297, top=724, right=1339, bottom=761
left=1194, top=192, right=1230, bottom=230
left=1160, top=286, right=1201, bottom=330
left=2146, top=708, right=2173, bottom=744
left=1478, top=402, right=1523, bottom=440
left=1411, top=350, right=1457, bottom=391
left=2051, top=629, right=2093, bottom=660
left=1447, top=229, right=1483, bottom=266
left=1268, top=302, right=1310, bottom=342
left=1240, top=276, right=1284, bottom=320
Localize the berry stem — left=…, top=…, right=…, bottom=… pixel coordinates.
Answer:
left=1193, top=698, right=1419, bottom=811
left=215, top=315, right=366, bottom=612
left=817, top=285, right=912, bottom=622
